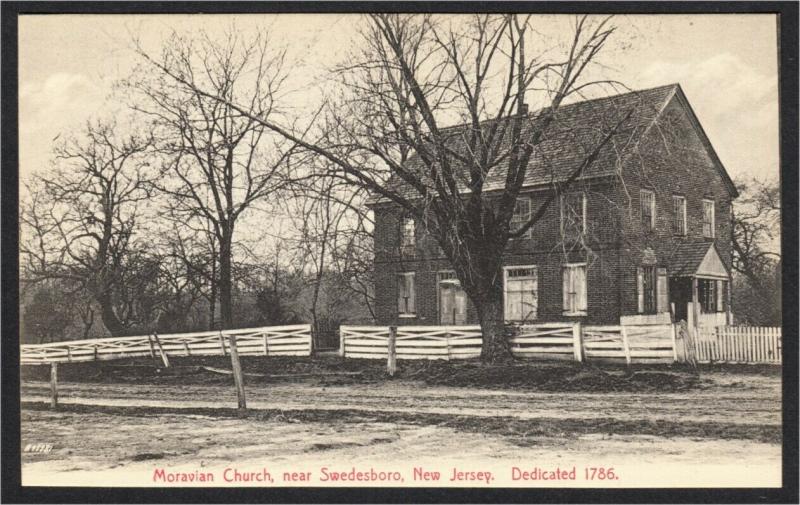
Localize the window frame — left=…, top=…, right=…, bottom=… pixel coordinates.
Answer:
left=396, top=272, right=416, bottom=318
left=702, top=199, right=716, bottom=238
left=436, top=270, right=467, bottom=325
left=510, top=196, right=533, bottom=239
left=560, top=191, right=587, bottom=236
left=399, top=217, right=416, bottom=255
left=562, top=262, right=588, bottom=316
left=503, top=265, right=539, bottom=323
left=640, top=189, right=656, bottom=232
left=672, top=195, right=687, bottom=236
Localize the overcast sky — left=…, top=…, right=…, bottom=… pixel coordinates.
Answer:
left=19, top=13, right=779, bottom=185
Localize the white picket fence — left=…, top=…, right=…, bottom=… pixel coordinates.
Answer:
left=693, top=326, right=782, bottom=364
left=340, top=322, right=678, bottom=364
left=20, top=324, right=313, bottom=365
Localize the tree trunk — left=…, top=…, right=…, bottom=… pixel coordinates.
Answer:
left=98, top=296, right=126, bottom=336
left=477, top=291, right=513, bottom=364
left=219, top=235, right=233, bottom=330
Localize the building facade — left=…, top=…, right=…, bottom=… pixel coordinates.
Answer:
left=370, top=84, right=738, bottom=326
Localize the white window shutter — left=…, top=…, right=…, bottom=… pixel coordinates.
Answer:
left=657, top=268, right=668, bottom=313
left=407, top=274, right=416, bottom=313
left=716, top=280, right=724, bottom=312
left=637, top=267, right=644, bottom=314
left=576, top=266, right=587, bottom=311
left=454, top=286, right=467, bottom=324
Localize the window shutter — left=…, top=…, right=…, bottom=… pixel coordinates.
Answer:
left=716, top=280, right=724, bottom=312
left=407, top=274, right=416, bottom=313
left=397, top=275, right=405, bottom=313
left=454, top=287, right=467, bottom=324
left=576, top=266, right=587, bottom=311
left=562, top=267, right=570, bottom=312
left=657, top=268, right=668, bottom=313
left=637, top=267, right=644, bottom=314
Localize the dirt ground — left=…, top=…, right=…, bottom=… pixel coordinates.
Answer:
left=19, top=356, right=783, bottom=487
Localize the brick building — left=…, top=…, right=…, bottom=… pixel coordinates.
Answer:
left=369, top=84, right=738, bottom=326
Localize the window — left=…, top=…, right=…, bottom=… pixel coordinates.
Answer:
left=702, top=199, right=715, bottom=238
left=698, top=278, right=727, bottom=313
left=438, top=272, right=467, bottom=324
left=397, top=272, right=416, bottom=316
left=640, top=189, right=655, bottom=232
left=561, top=192, right=586, bottom=236
left=400, top=217, right=415, bottom=255
left=672, top=195, right=686, bottom=235
left=562, top=263, right=587, bottom=315
left=637, top=266, right=669, bottom=314
left=510, top=197, right=532, bottom=238
left=504, top=266, right=538, bottom=322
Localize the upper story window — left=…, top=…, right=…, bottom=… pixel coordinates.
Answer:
left=560, top=191, right=586, bottom=237
left=510, top=196, right=533, bottom=238
left=640, top=189, right=655, bottom=233
left=672, top=195, right=686, bottom=236
left=400, top=217, right=415, bottom=255
left=702, top=199, right=715, bottom=238
left=397, top=272, right=416, bottom=317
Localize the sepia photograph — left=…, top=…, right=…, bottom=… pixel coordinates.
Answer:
left=3, top=4, right=796, bottom=500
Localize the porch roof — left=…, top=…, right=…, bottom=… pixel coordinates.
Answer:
left=668, top=241, right=729, bottom=278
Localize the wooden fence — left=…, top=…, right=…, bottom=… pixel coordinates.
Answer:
left=340, top=323, right=677, bottom=364
left=693, top=326, right=782, bottom=364
left=339, top=326, right=482, bottom=360
left=20, top=324, right=313, bottom=365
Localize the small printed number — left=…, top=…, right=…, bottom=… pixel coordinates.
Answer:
left=584, top=467, right=617, bottom=480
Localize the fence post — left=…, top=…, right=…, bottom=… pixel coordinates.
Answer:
left=218, top=330, right=227, bottom=356
left=50, top=362, right=58, bottom=410
left=183, top=340, right=191, bottom=357
left=93, top=345, right=98, bottom=361
left=670, top=323, right=679, bottom=363
left=620, top=325, right=631, bottom=366
left=387, top=326, right=397, bottom=377
left=572, top=322, right=583, bottom=362
left=228, top=335, right=247, bottom=410
left=338, top=329, right=345, bottom=358
left=67, top=346, right=72, bottom=363
left=152, top=332, right=170, bottom=368
left=147, top=334, right=156, bottom=358
left=445, top=328, right=451, bottom=361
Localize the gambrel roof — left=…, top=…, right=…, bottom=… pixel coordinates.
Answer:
left=369, top=83, right=737, bottom=205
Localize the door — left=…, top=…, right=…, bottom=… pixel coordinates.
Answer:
left=439, top=279, right=467, bottom=325
left=669, top=277, right=692, bottom=322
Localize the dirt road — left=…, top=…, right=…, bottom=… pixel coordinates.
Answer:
left=20, top=365, right=782, bottom=487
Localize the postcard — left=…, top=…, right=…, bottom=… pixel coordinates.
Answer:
left=7, top=6, right=793, bottom=501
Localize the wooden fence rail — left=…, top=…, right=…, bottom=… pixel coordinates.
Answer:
left=20, top=324, right=313, bottom=365
left=340, top=323, right=781, bottom=365
left=694, top=326, right=781, bottom=364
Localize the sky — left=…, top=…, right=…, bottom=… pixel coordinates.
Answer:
left=18, top=13, right=780, bottom=186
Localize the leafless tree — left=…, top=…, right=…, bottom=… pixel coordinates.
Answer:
left=140, top=14, right=629, bottom=362
left=20, top=121, right=156, bottom=336
left=128, top=28, right=297, bottom=329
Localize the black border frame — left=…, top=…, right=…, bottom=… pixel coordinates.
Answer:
left=2, top=2, right=797, bottom=503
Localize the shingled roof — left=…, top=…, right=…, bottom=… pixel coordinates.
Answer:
left=668, top=241, right=730, bottom=277
left=369, top=84, right=680, bottom=205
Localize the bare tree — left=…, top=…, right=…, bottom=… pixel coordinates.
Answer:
left=128, top=28, right=296, bottom=329
left=140, top=14, right=628, bottom=362
left=20, top=120, right=156, bottom=336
